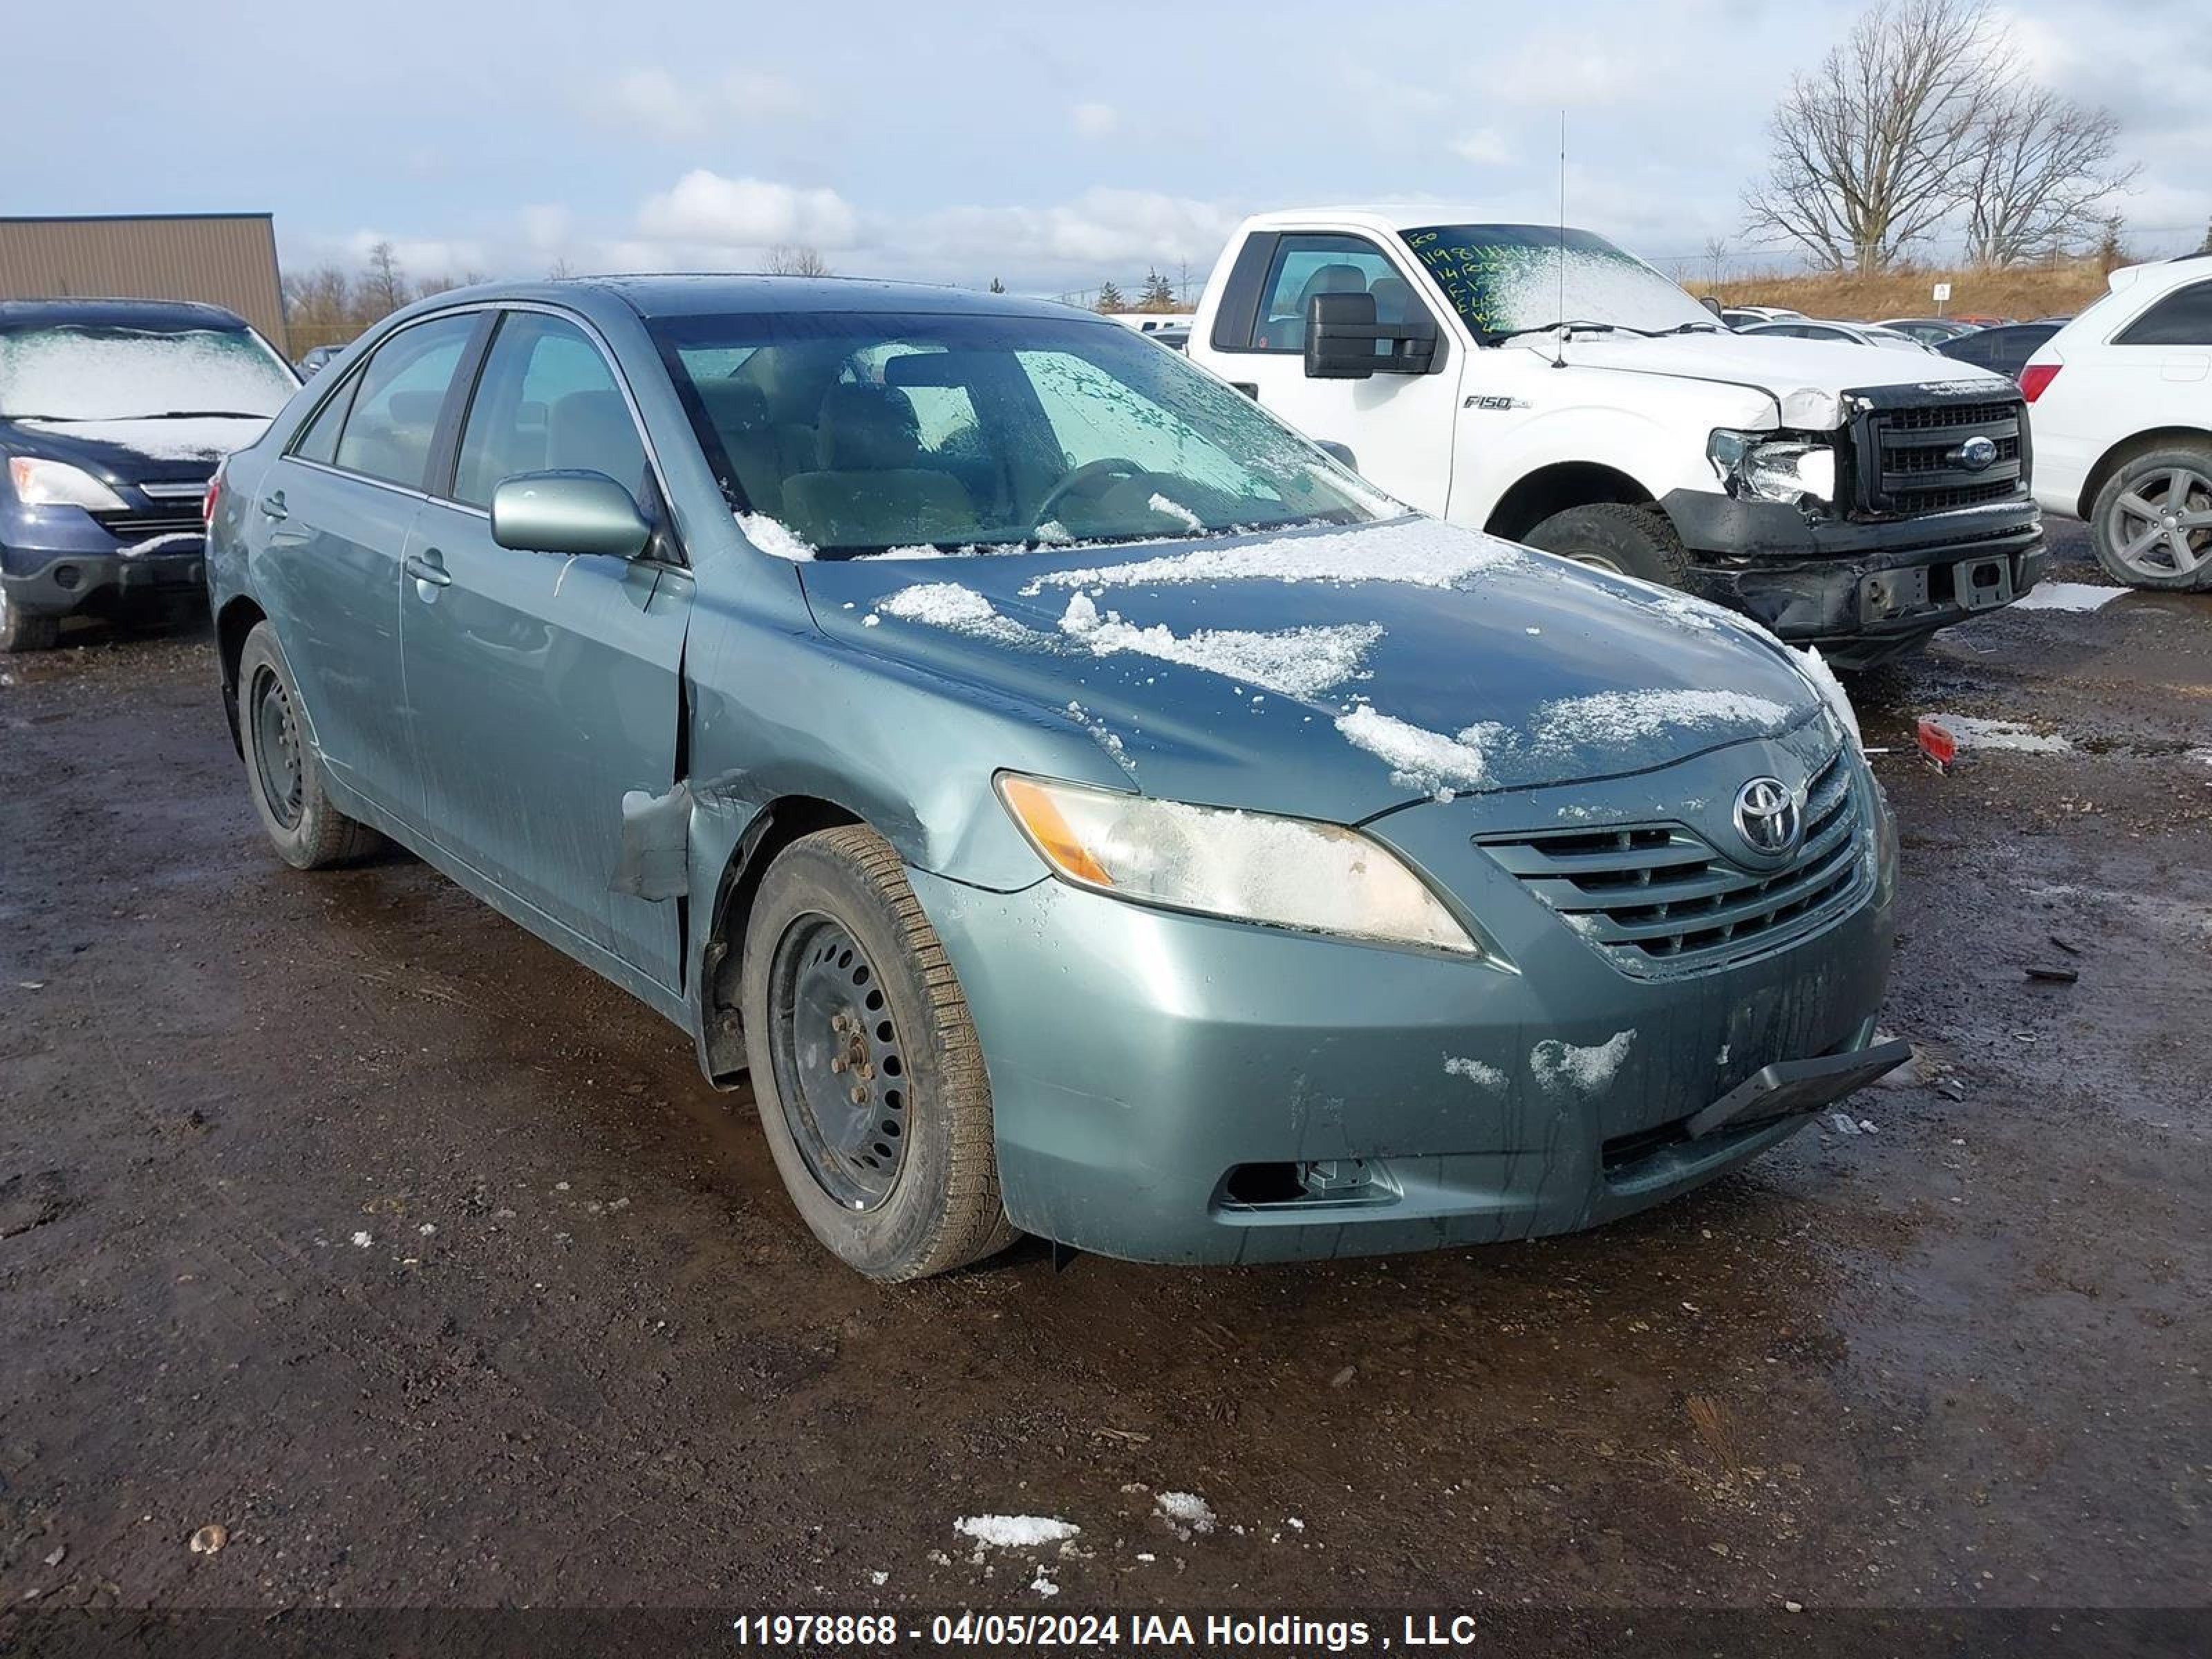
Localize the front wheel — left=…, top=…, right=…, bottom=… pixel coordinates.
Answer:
left=740, top=825, right=1016, bottom=1281
left=2090, top=447, right=2212, bottom=590
left=236, top=621, right=382, bottom=869
left=1521, top=503, right=1694, bottom=588
left=0, top=585, right=60, bottom=653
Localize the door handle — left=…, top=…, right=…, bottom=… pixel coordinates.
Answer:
left=404, top=550, right=452, bottom=590
left=259, top=490, right=288, bottom=520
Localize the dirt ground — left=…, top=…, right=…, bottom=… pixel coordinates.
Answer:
left=1, top=529, right=2206, bottom=1618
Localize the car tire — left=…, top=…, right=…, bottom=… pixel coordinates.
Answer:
left=1522, top=503, right=1695, bottom=588
left=0, top=585, right=61, bottom=653
left=2088, top=446, right=2212, bottom=591
left=236, top=621, right=381, bottom=869
left=741, top=824, right=1018, bottom=1282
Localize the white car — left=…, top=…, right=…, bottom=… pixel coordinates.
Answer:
left=1185, top=206, right=2043, bottom=666
left=1737, top=319, right=1940, bottom=355
left=2023, top=254, right=2212, bottom=590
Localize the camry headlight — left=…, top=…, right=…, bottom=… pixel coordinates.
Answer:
left=8, top=456, right=128, bottom=511
left=1708, top=431, right=1835, bottom=507
left=997, top=773, right=1497, bottom=959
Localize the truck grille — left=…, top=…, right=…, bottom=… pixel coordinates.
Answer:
left=1850, top=392, right=2029, bottom=518
left=1478, top=747, right=1871, bottom=977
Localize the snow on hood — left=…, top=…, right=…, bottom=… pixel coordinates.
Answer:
left=1535, top=332, right=2010, bottom=426
left=801, top=516, right=1826, bottom=821
left=12, top=415, right=270, bottom=467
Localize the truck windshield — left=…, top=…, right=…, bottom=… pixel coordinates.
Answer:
left=0, top=326, right=297, bottom=421
left=649, top=310, right=1394, bottom=559
left=1400, top=225, right=1716, bottom=341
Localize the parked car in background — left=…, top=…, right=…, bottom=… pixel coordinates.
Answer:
left=1185, top=207, right=2044, bottom=666
left=294, top=344, right=344, bottom=378
left=1951, top=314, right=2010, bottom=328
left=1, top=298, right=298, bottom=651
left=2024, top=254, right=2212, bottom=590
left=1877, top=317, right=1980, bottom=346
left=1736, top=319, right=1938, bottom=354
left=1114, top=312, right=1195, bottom=334
left=1937, top=322, right=2061, bottom=385
left=1719, top=306, right=1807, bottom=329
left=205, top=275, right=1903, bottom=1279
left=1147, top=324, right=1192, bottom=352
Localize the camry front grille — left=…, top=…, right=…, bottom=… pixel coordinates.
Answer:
left=1478, top=749, right=1871, bottom=977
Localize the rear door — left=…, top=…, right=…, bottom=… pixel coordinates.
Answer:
left=1197, top=229, right=1463, bottom=511
left=256, top=311, right=484, bottom=819
left=400, top=308, right=693, bottom=988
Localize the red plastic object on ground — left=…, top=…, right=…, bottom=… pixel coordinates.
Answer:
left=1916, top=717, right=1958, bottom=769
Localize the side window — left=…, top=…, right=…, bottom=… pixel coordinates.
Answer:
left=291, top=373, right=357, bottom=465
left=2115, top=281, right=2212, bottom=347
left=453, top=312, right=650, bottom=508
left=332, top=315, right=478, bottom=489
left=1248, top=234, right=1407, bottom=353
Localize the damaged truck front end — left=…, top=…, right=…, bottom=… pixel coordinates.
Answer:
left=1671, top=382, right=2045, bottom=668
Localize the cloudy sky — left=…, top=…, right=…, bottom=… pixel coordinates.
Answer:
left=15, top=0, right=2208, bottom=295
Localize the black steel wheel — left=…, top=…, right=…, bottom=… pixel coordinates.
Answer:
left=235, top=621, right=381, bottom=870
left=766, top=915, right=912, bottom=1210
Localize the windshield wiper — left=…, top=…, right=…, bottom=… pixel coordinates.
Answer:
left=1503, top=319, right=1662, bottom=341
left=142, top=409, right=271, bottom=420
left=1662, top=321, right=1724, bottom=335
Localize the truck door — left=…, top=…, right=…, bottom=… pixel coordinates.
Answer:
left=1194, top=231, right=1463, bottom=513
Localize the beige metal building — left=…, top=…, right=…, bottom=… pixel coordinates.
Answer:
left=0, top=213, right=287, bottom=350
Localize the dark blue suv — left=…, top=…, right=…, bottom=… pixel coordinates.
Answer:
left=1, top=298, right=298, bottom=650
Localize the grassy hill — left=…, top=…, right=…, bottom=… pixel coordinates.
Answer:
left=1704, top=260, right=2113, bottom=323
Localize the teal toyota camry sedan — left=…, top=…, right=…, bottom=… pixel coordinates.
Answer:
left=205, top=276, right=1904, bottom=1280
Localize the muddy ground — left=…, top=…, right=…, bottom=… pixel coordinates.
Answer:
left=1, top=529, right=2206, bottom=1617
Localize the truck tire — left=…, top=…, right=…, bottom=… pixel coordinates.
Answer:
left=741, top=824, right=1018, bottom=1282
left=236, top=621, right=382, bottom=869
left=2088, top=445, right=2212, bottom=591
left=0, top=585, right=61, bottom=653
left=1524, top=503, right=1694, bottom=589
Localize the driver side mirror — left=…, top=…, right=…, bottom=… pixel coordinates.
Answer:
left=490, top=470, right=653, bottom=559
left=1304, top=291, right=1438, bottom=380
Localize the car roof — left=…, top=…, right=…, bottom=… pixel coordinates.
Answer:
left=468, top=274, right=1091, bottom=324
left=0, top=296, right=253, bottom=332
left=1238, top=205, right=1556, bottom=234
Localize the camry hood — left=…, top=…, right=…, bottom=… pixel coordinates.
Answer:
left=800, top=516, right=1828, bottom=823
left=1532, top=332, right=2009, bottom=424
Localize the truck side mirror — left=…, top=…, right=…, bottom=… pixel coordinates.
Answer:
left=1304, top=291, right=1438, bottom=379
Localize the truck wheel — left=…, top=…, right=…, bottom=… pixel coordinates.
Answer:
left=0, top=585, right=61, bottom=653
left=1524, top=503, right=1694, bottom=588
left=2089, top=447, right=2212, bottom=590
left=741, top=825, right=1018, bottom=1282
left=236, top=621, right=382, bottom=869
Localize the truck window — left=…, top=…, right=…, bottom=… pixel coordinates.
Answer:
left=1249, top=235, right=1403, bottom=353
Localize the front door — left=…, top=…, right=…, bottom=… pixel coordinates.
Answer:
left=399, top=310, right=692, bottom=988
left=1203, top=230, right=1463, bottom=512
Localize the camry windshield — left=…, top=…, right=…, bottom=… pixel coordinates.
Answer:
left=649, top=311, right=1393, bottom=559
left=0, top=326, right=297, bottom=421
left=1400, top=225, right=1717, bottom=341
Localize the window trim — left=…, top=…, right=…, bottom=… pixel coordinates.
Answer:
left=283, top=309, right=487, bottom=495
left=2112, top=279, right=2212, bottom=348
left=1211, top=229, right=1451, bottom=368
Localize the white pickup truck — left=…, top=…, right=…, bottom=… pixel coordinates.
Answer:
left=1186, top=207, right=2048, bottom=666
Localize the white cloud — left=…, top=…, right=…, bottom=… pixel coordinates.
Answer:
left=636, top=170, right=861, bottom=250
left=518, top=204, right=574, bottom=251
left=599, top=65, right=805, bottom=142
left=1071, top=101, right=1119, bottom=138
left=919, top=188, right=1241, bottom=275
left=1451, top=127, right=1514, bottom=166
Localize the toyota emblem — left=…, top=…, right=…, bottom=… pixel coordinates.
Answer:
left=1732, top=776, right=1801, bottom=856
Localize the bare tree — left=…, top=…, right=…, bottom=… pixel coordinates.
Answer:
left=1703, top=236, right=1730, bottom=288
left=359, top=241, right=410, bottom=317
left=1742, top=0, right=2005, bottom=271
left=765, top=244, right=832, bottom=277
left=1962, top=82, right=2135, bottom=263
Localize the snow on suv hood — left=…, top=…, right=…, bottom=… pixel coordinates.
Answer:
left=1540, top=332, right=2008, bottom=421
left=800, top=516, right=1826, bottom=824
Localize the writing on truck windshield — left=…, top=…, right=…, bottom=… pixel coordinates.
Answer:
left=1400, top=225, right=1715, bottom=340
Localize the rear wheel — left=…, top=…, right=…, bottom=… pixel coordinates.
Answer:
left=0, top=585, right=61, bottom=653
left=741, top=825, right=1016, bottom=1281
left=236, top=621, right=381, bottom=869
left=1523, top=503, right=1694, bottom=588
left=2090, top=446, right=2212, bottom=590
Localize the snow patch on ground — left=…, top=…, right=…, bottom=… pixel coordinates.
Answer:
left=1530, top=1030, right=1635, bottom=1094
left=738, top=512, right=816, bottom=561
left=1020, top=517, right=1526, bottom=597
left=1444, top=1056, right=1507, bottom=1091
left=955, top=1515, right=1082, bottom=1549
left=1154, top=1492, right=1216, bottom=1539
left=1334, top=705, right=1494, bottom=797
left=2013, top=581, right=2123, bottom=612
left=1059, top=593, right=1380, bottom=699
left=1925, top=713, right=2073, bottom=753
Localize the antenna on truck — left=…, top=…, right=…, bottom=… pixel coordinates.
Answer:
left=1553, top=109, right=1568, bottom=369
